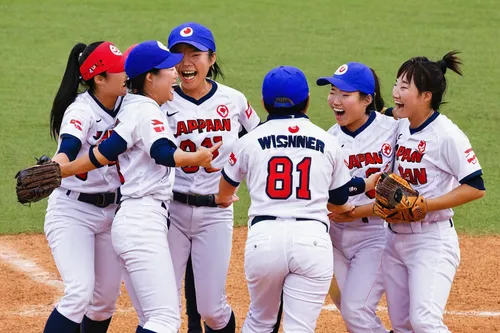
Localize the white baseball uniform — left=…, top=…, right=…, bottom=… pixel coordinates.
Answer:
left=111, top=93, right=179, bottom=333
left=327, top=111, right=398, bottom=333
left=159, top=81, right=260, bottom=330
left=45, top=91, right=122, bottom=323
left=222, top=114, right=351, bottom=333
left=384, top=112, right=482, bottom=333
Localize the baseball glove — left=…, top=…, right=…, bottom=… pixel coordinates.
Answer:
left=373, top=173, right=427, bottom=223
left=15, top=155, right=61, bottom=204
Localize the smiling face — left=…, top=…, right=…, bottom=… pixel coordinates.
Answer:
left=94, top=71, right=128, bottom=97
left=327, top=86, right=371, bottom=131
left=173, top=43, right=215, bottom=92
left=144, top=67, right=178, bottom=105
left=392, top=74, right=432, bottom=119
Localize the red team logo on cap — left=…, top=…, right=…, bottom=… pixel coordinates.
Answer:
left=152, top=119, right=165, bottom=133
left=216, top=105, right=229, bottom=118
left=109, top=45, right=122, bottom=56
left=417, top=140, right=426, bottom=153
left=229, top=152, right=237, bottom=166
left=464, top=148, right=477, bottom=164
left=381, top=143, right=392, bottom=157
left=335, top=64, right=348, bottom=75
left=180, top=27, right=193, bottom=37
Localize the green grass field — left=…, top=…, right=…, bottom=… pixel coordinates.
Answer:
left=1, top=0, right=498, bottom=234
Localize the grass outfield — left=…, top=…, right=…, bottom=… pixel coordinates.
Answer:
left=1, top=0, right=498, bottom=234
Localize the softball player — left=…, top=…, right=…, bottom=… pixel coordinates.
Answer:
left=43, top=41, right=127, bottom=333
left=317, top=62, right=397, bottom=333
left=218, top=65, right=352, bottom=333
left=158, top=22, right=261, bottom=333
left=59, top=40, right=220, bottom=333
left=339, top=52, right=486, bottom=332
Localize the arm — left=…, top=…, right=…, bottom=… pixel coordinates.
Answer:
left=60, top=146, right=111, bottom=178
left=427, top=183, right=485, bottom=211
left=216, top=175, right=239, bottom=208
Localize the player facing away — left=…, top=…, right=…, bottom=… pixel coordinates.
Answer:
left=317, top=62, right=397, bottom=333
left=217, top=66, right=353, bottom=333
left=43, top=41, right=128, bottom=333
left=58, top=40, right=221, bottom=333
left=159, top=22, right=260, bottom=333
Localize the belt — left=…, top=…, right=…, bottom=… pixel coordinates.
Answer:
left=66, top=190, right=118, bottom=208
left=173, top=191, right=217, bottom=207
left=388, top=219, right=454, bottom=234
left=251, top=215, right=328, bottom=232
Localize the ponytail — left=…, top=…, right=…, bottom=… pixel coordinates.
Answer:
left=359, top=68, right=384, bottom=113
left=49, top=41, right=105, bottom=139
left=437, top=50, right=463, bottom=76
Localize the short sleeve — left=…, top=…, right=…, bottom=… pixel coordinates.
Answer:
left=328, top=138, right=351, bottom=190
left=442, top=129, right=482, bottom=182
left=137, top=104, right=175, bottom=156
left=238, top=99, right=261, bottom=132
left=59, top=107, right=93, bottom=142
left=222, top=138, right=249, bottom=185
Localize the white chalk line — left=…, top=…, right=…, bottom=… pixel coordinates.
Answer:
left=322, top=304, right=500, bottom=317
left=1, top=240, right=500, bottom=318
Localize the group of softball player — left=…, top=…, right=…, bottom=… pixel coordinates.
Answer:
left=41, top=19, right=485, bottom=333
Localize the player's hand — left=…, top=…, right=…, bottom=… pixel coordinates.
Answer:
left=328, top=209, right=357, bottom=223
left=215, top=194, right=239, bottom=208
left=365, top=172, right=382, bottom=193
left=196, top=141, right=223, bottom=169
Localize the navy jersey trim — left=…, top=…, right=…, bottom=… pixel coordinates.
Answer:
left=460, top=170, right=485, bottom=190
left=174, top=79, right=218, bottom=105
left=98, top=131, right=127, bottom=161
left=340, top=111, right=376, bottom=138
left=328, top=181, right=349, bottom=205
left=88, top=91, right=122, bottom=118
left=58, top=134, right=82, bottom=161
left=267, top=113, right=309, bottom=121
left=150, top=138, right=177, bottom=167
left=409, top=111, right=440, bottom=134
left=221, top=169, right=240, bottom=187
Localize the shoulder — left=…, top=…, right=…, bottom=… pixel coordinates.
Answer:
left=64, top=93, right=95, bottom=120
left=327, top=123, right=339, bottom=136
left=120, top=94, right=161, bottom=119
left=215, top=82, right=248, bottom=107
left=373, top=111, right=399, bottom=131
left=433, top=114, right=470, bottom=142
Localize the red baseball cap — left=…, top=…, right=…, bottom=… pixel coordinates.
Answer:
left=79, top=42, right=126, bottom=81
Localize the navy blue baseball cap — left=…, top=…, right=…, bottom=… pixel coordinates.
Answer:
left=168, top=22, right=216, bottom=52
left=262, top=66, right=309, bottom=108
left=125, top=40, right=184, bottom=79
left=316, top=62, right=375, bottom=95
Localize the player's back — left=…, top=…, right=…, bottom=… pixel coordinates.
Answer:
left=241, top=115, right=344, bottom=224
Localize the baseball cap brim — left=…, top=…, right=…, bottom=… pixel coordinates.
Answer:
left=154, top=52, right=184, bottom=70
left=316, top=76, right=358, bottom=92
left=107, top=44, right=138, bottom=74
left=169, top=40, right=210, bottom=52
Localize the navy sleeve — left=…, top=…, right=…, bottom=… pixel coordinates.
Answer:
left=347, top=177, right=366, bottom=196
left=460, top=171, right=485, bottom=190
left=97, top=132, right=128, bottom=162
left=57, top=134, right=82, bottom=161
left=150, top=138, right=177, bottom=167
left=328, top=181, right=349, bottom=205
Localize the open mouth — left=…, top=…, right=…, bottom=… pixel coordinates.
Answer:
left=181, top=70, right=197, bottom=81
left=334, top=108, right=345, bottom=116
left=394, top=101, right=404, bottom=109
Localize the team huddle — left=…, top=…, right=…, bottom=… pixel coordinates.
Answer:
left=17, top=21, right=486, bottom=333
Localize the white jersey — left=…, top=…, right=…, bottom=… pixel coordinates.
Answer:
left=394, top=112, right=482, bottom=223
left=58, top=91, right=122, bottom=193
left=113, top=94, right=176, bottom=202
left=161, top=81, right=260, bottom=195
left=328, top=112, right=399, bottom=226
left=222, top=115, right=351, bottom=224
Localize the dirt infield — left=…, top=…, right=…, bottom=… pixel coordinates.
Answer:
left=0, top=229, right=499, bottom=332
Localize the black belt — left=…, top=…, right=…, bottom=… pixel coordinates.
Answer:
left=173, top=191, right=217, bottom=207
left=66, top=190, right=118, bottom=208
left=251, top=215, right=328, bottom=232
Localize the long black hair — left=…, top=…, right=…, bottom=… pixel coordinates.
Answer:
left=397, top=50, right=463, bottom=111
left=49, top=41, right=105, bottom=139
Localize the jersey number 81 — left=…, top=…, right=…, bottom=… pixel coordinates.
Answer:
left=266, top=156, right=311, bottom=200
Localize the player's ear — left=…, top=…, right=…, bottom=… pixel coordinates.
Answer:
left=422, top=91, right=432, bottom=104
left=362, top=93, right=372, bottom=107
left=209, top=51, right=216, bottom=67
left=94, top=74, right=106, bottom=85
